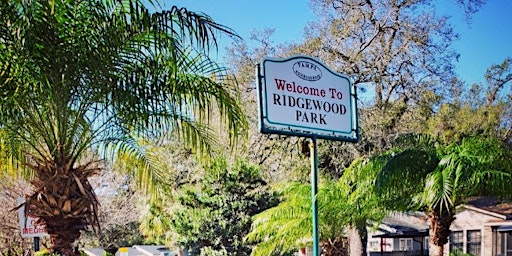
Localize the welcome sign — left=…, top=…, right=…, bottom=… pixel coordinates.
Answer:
left=257, top=55, right=358, bottom=142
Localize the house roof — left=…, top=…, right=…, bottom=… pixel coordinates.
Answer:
left=372, top=198, right=512, bottom=240
left=373, top=230, right=428, bottom=239
left=82, top=248, right=106, bottom=256
left=461, top=197, right=512, bottom=220
left=133, top=245, right=176, bottom=255
left=115, top=245, right=177, bottom=256
left=372, top=212, right=429, bottom=238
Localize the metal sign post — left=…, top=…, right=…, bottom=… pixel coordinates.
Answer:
left=257, top=55, right=359, bottom=256
left=34, top=237, right=40, bottom=252
left=309, top=136, right=320, bottom=256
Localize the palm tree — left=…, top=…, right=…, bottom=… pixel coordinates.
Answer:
left=246, top=182, right=316, bottom=255
left=246, top=158, right=388, bottom=256
left=336, top=157, right=391, bottom=256
left=377, top=134, right=512, bottom=256
left=0, top=0, right=247, bottom=255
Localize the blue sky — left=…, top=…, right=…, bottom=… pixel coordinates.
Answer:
left=172, top=0, right=512, bottom=85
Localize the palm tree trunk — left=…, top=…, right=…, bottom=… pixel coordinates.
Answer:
left=428, top=209, right=455, bottom=256
left=46, top=217, right=83, bottom=256
left=321, top=236, right=349, bottom=256
left=357, top=222, right=368, bottom=256
left=429, top=242, right=444, bottom=256
left=27, top=158, right=100, bottom=256
left=347, top=224, right=368, bottom=256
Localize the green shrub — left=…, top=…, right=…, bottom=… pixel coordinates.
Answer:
left=34, top=249, right=59, bottom=256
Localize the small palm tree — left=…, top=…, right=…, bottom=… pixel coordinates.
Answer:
left=246, top=182, right=316, bottom=255
left=377, top=134, right=512, bottom=256
left=247, top=157, right=388, bottom=256
left=0, top=0, right=247, bottom=255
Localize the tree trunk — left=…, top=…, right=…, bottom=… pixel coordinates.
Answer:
left=26, top=158, right=101, bottom=256
left=357, top=222, right=368, bottom=256
left=429, top=242, right=444, bottom=256
left=347, top=224, right=368, bottom=256
left=46, top=217, right=83, bottom=256
left=428, top=209, right=455, bottom=256
left=321, top=236, right=349, bottom=256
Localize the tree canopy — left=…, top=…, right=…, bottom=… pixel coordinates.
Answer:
left=0, top=0, right=247, bottom=254
left=376, top=134, right=512, bottom=256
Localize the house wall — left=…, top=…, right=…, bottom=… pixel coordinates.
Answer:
left=368, top=237, right=394, bottom=252
left=368, top=236, right=427, bottom=256
left=442, top=207, right=503, bottom=256
left=366, top=207, right=512, bottom=256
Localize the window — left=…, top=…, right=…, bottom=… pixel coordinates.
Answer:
left=424, top=236, right=429, bottom=250
left=499, top=232, right=512, bottom=256
left=450, top=231, right=464, bottom=253
left=495, top=228, right=512, bottom=256
left=382, top=238, right=393, bottom=252
left=507, top=232, right=512, bottom=255
left=467, top=230, right=482, bottom=256
left=399, top=238, right=413, bottom=251
left=369, top=239, right=380, bottom=251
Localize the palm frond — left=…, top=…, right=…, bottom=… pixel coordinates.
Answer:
left=442, top=136, right=512, bottom=200
left=108, top=136, right=170, bottom=201
left=246, top=183, right=313, bottom=255
left=247, top=180, right=361, bottom=255
left=376, top=148, right=439, bottom=210
left=0, top=128, right=32, bottom=179
left=0, top=0, right=246, bottom=253
left=419, top=168, right=454, bottom=214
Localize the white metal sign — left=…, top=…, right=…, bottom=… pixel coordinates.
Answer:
left=17, top=198, right=49, bottom=238
left=257, top=55, right=358, bottom=141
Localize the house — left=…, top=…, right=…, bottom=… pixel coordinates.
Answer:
left=444, top=197, right=512, bottom=256
left=369, top=197, right=512, bottom=256
left=297, top=212, right=429, bottom=256
left=368, top=212, right=429, bottom=256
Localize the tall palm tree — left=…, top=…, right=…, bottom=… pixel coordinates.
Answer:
left=0, top=0, right=247, bottom=255
left=377, top=134, right=512, bottom=256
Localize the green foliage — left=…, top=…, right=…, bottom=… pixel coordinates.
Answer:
left=169, top=157, right=278, bottom=256
left=375, top=133, right=512, bottom=255
left=247, top=158, right=389, bottom=256
left=246, top=182, right=313, bottom=255
left=440, top=136, right=512, bottom=201
left=426, top=103, right=504, bottom=144
left=200, top=247, right=228, bottom=256
left=0, top=0, right=247, bottom=253
left=34, top=250, right=60, bottom=256
left=376, top=134, right=441, bottom=210
left=113, top=137, right=200, bottom=203
left=449, top=251, right=473, bottom=256
left=140, top=203, right=176, bottom=246
left=380, top=134, right=512, bottom=213
left=81, top=221, right=145, bottom=252
left=0, top=0, right=247, bottom=195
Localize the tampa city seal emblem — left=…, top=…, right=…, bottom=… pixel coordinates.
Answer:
left=292, top=60, right=322, bottom=81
